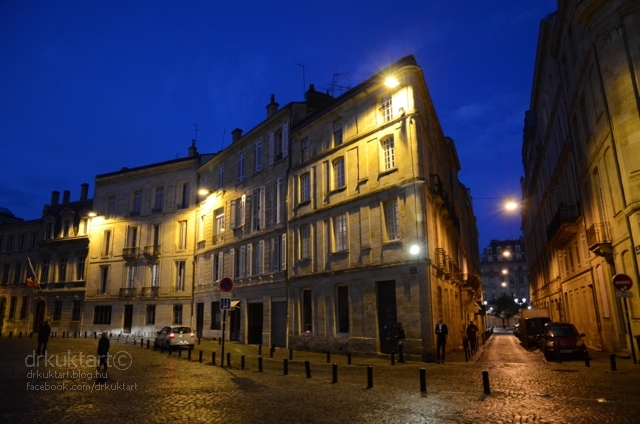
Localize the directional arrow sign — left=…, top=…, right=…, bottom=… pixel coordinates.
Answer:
left=612, top=273, right=633, bottom=292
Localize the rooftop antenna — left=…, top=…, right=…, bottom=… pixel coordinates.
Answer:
left=295, top=63, right=306, bottom=99
left=330, top=71, right=350, bottom=97
left=193, top=123, right=199, bottom=142
left=220, top=127, right=226, bottom=151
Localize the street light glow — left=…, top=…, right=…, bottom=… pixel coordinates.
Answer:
left=410, top=245, right=420, bottom=255
left=505, top=200, right=518, bottom=211
left=384, top=77, right=399, bottom=88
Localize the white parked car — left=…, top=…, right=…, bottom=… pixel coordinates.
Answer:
left=154, top=326, right=195, bottom=350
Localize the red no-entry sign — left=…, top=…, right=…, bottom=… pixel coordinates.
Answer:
left=612, top=274, right=633, bottom=291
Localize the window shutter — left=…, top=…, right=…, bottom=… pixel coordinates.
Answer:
left=240, top=246, right=246, bottom=278
left=198, top=257, right=204, bottom=285
left=260, top=186, right=266, bottom=230
left=275, top=178, right=283, bottom=224
left=230, top=199, right=236, bottom=229
left=218, top=251, right=224, bottom=281
left=247, top=244, right=253, bottom=276
left=269, top=132, right=274, bottom=165
left=229, top=249, right=235, bottom=279
left=281, top=233, right=286, bottom=270
left=241, top=194, right=246, bottom=226
left=210, top=254, right=215, bottom=283
left=258, top=240, right=264, bottom=275
left=282, top=123, right=289, bottom=158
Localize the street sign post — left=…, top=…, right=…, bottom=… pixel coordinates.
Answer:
left=220, top=298, right=232, bottom=310
left=218, top=277, right=233, bottom=367
left=613, top=274, right=636, bottom=365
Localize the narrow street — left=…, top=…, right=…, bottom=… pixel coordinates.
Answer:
left=476, top=328, right=542, bottom=363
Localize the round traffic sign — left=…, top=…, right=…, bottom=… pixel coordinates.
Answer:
left=219, top=277, right=234, bottom=293
left=612, top=273, right=633, bottom=291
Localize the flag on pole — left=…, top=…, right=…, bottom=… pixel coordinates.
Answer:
left=26, top=257, right=40, bottom=288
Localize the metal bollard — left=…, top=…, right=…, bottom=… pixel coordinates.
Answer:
left=199, top=350, right=203, bottom=363
left=610, top=353, right=617, bottom=372
left=391, top=351, right=395, bottom=366
left=241, top=355, right=245, bottom=370
left=30, top=332, right=33, bottom=338
left=584, top=350, right=590, bottom=367
left=305, top=360, right=311, bottom=378
left=147, top=340, right=150, bottom=349
left=259, top=357, right=263, bottom=372
left=283, top=358, right=288, bottom=375
left=198, top=337, right=201, bottom=345
left=258, top=344, right=262, bottom=356
left=420, top=368, right=427, bottom=393
left=19, top=332, right=22, bottom=338
left=482, top=370, right=491, bottom=394
left=85, top=331, right=87, bottom=338
left=367, top=366, right=373, bottom=389
left=327, top=350, right=331, bottom=364
left=178, top=348, right=182, bottom=358
left=348, top=352, right=352, bottom=365
left=289, top=348, right=293, bottom=360
left=226, top=353, right=231, bottom=367
left=555, top=340, right=561, bottom=363
left=9, top=331, right=12, bottom=338
left=218, top=337, right=221, bottom=345
left=212, top=352, right=216, bottom=366
left=270, top=346, right=274, bottom=358
left=188, top=349, right=192, bottom=360
left=332, top=364, right=338, bottom=384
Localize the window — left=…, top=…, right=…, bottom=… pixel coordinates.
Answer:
left=99, top=266, right=109, bottom=294
left=44, top=223, right=54, bottom=240
left=132, top=190, right=142, bottom=215
left=102, top=230, right=112, bottom=256
left=79, top=218, right=88, bottom=236
left=41, top=260, right=50, bottom=283
left=214, top=209, right=225, bottom=243
left=151, top=263, right=159, bottom=287
left=2, top=264, right=9, bottom=285
left=76, top=256, right=86, bottom=280
left=177, top=220, right=188, bottom=250
left=301, top=138, right=310, bottom=163
left=7, top=236, right=14, bottom=251
left=380, top=95, right=393, bottom=122
left=300, top=225, right=311, bottom=260
left=93, top=305, right=112, bottom=325
left=20, top=296, right=28, bottom=319
left=71, top=300, right=82, bottom=321
left=300, top=173, right=311, bottom=203
left=383, top=199, right=399, bottom=241
left=515, top=245, right=521, bottom=253
left=230, top=195, right=246, bottom=229
left=179, top=182, right=190, bottom=209
left=126, top=226, right=138, bottom=248
left=333, top=158, right=345, bottom=189
left=173, top=304, right=183, bottom=325
left=237, top=153, right=245, bottom=181
left=239, top=246, right=246, bottom=278
left=274, top=179, right=284, bottom=224
left=333, top=119, right=343, bottom=146
left=126, top=264, right=137, bottom=288
left=336, top=286, right=349, bottom=333
left=216, top=168, right=224, bottom=190
left=252, top=241, right=263, bottom=276
left=9, top=297, right=17, bottom=319
left=270, top=124, right=289, bottom=164
left=13, top=262, right=22, bottom=284
left=333, top=213, right=347, bottom=252
left=145, top=305, right=156, bottom=325
left=302, top=289, right=312, bottom=334
left=255, top=141, right=263, bottom=171
left=272, top=237, right=281, bottom=272
left=0, top=236, right=3, bottom=252
left=107, top=195, right=116, bottom=218
left=382, top=136, right=395, bottom=170
left=210, top=302, right=221, bottom=330
left=274, top=129, right=283, bottom=161
left=213, top=252, right=224, bottom=281
left=175, top=261, right=186, bottom=291
left=198, top=214, right=206, bottom=241
left=252, top=187, right=265, bottom=232
left=154, top=187, right=164, bottom=212
left=18, top=234, right=26, bottom=251
left=53, top=300, right=62, bottom=321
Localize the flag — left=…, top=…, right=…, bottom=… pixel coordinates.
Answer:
left=26, top=257, right=40, bottom=288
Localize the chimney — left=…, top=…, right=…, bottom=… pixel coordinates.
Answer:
left=266, top=94, right=279, bottom=118
left=80, top=183, right=89, bottom=201
left=63, top=190, right=70, bottom=204
left=51, top=191, right=60, bottom=206
left=188, top=140, right=198, bottom=157
left=231, top=128, right=243, bottom=143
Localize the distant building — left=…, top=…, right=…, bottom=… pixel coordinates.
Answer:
left=521, top=0, right=640, bottom=354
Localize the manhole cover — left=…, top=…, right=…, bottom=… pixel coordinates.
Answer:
left=532, top=393, right=552, bottom=398
left=597, top=398, right=618, bottom=403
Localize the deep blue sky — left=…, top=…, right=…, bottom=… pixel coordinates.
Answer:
left=0, top=1, right=556, bottom=250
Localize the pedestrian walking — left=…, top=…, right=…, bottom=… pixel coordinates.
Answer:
left=97, top=332, right=110, bottom=371
left=466, top=321, right=479, bottom=352
left=435, top=318, right=448, bottom=364
left=37, top=321, right=51, bottom=356
left=395, top=322, right=406, bottom=363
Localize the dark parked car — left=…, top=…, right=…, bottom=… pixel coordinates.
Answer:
left=154, top=326, right=195, bottom=350
left=521, top=317, right=551, bottom=348
left=540, top=322, right=586, bottom=360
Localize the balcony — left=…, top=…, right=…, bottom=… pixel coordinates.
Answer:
left=587, top=222, right=613, bottom=262
left=143, top=244, right=161, bottom=259
left=213, top=233, right=224, bottom=245
left=122, top=247, right=140, bottom=261
left=546, top=203, right=581, bottom=248
left=140, top=287, right=159, bottom=298
left=119, top=288, right=136, bottom=298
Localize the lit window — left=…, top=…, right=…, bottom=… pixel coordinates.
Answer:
left=380, top=95, right=393, bottom=122
left=300, top=173, right=311, bottom=203
left=218, top=168, right=224, bottom=190
left=300, top=225, right=311, bottom=260
left=255, top=141, right=263, bottom=172
left=333, top=214, right=347, bottom=252
left=334, top=120, right=343, bottom=146
left=133, top=190, right=142, bottom=215
left=382, top=136, right=395, bottom=170
left=154, top=187, right=164, bottom=212
left=175, top=261, right=186, bottom=291
left=301, top=138, right=310, bottom=163
left=214, top=208, right=225, bottom=243
left=237, top=153, right=245, bottom=181
left=333, top=158, right=345, bottom=189
left=383, top=199, right=399, bottom=241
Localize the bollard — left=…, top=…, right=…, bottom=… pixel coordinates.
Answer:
left=610, top=353, right=617, bottom=372
left=584, top=350, right=590, bottom=367
left=464, top=346, right=469, bottom=362
left=241, top=355, right=245, bottom=370
left=305, top=360, right=311, bottom=378
left=327, top=350, right=331, bottom=364
left=283, top=358, right=288, bottom=375
left=270, top=346, right=274, bottom=358
left=482, top=370, right=491, bottom=394
left=198, top=350, right=203, bottom=363
left=212, top=352, right=216, bottom=366
left=420, top=368, right=427, bottom=393
left=85, top=331, right=87, bottom=338
left=218, top=337, right=221, bottom=345
left=19, top=332, right=22, bottom=338
left=348, top=352, right=352, bottom=365
left=367, top=366, right=373, bottom=389
left=289, top=348, right=293, bottom=360
left=30, top=332, right=33, bottom=338
left=9, top=331, right=12, bottom=338
left=169, top=347, right=173, bottom=356
left=555, top=340, right=561, bottom=363
left=198, top=337, right=201, bottom=345
left=188, top=349, right=192, bottom=361
left=108, top=333, right=110, bottom=340
left=259, top=357, right=263, bottom=373
left=258, top=344, right=262, bottom=356
left=226, top=353, right=231, bottom=367
left=141, top=338, right=144, bottom=347
left=391, top=351, right=395, bottom=366
left=178, top=348, right=182, bottom=358
left=332, top=363, right=338, bottom=384
left=147, top=340, right=150, bottom=349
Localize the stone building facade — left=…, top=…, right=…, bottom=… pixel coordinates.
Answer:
left=521, top=0, right=640, bottom=354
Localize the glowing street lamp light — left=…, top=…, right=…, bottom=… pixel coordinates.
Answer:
left=409, top=245, right=420, bottom=255
left=504, top=200, right=518, bottom=211
left=501, top=269, right=508, bottom=275
left=384, top=76, right=399, bottom=88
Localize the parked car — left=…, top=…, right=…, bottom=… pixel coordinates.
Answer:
left=154, top=326, right=195, bottom=350
left=540, top=322, right=586, bottom=360
left=521, top=316, right=551, bottom=348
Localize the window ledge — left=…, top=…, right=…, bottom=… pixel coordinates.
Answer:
left=378, top=168, right=398, bottom=178
left=331, top=250, right=349, bottom=255
left=329, top=186, right=347, bottom=195
left=297, top=200, right=311, bottom=207
left=382, top=239, right=402, bottom=246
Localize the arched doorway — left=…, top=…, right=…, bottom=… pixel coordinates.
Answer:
left=0, top=297, right=6, bottom=334
left=33, top=300, right=46, bottom=332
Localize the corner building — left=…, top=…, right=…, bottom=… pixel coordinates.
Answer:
left=288, top=56, right=480, bottom=360
left=521, top=0, right=640, bottom=354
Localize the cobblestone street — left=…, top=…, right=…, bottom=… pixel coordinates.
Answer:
left=1, top=331, right=639, bottom=423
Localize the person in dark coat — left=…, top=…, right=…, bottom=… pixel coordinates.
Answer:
left=466, top=321, right=479, bottom=352
left=37, top=321, right=51, bottom=356
left=395, top=322, right=406, bottom=363
left=97, top=332, right=110, bottom=371
left=435, top=318, right=448, bottom=364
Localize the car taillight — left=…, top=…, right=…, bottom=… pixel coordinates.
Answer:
left=169, top=333, right=175, bottom=338
left=190, top=332, right=195, bottom=338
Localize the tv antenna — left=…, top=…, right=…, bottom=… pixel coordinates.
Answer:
left=295, top=63, right=306, bottom=99
left=193, top=123, right=199, bottom=142
left=330, top=71, right=350, bottom=97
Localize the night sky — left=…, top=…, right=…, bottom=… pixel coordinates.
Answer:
left=0, top=1, right=557, bottom=249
